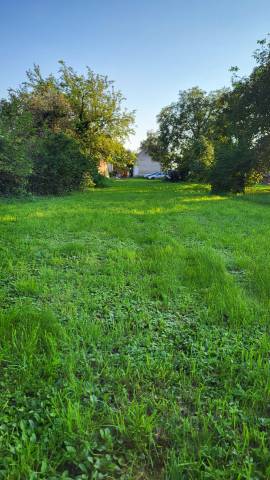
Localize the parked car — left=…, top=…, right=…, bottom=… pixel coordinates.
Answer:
left=146, top=172, right=166, bottom=179
left=143, top=171, right=160, bottom=178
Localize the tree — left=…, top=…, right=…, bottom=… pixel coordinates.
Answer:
left=211, top=140, right=256, bottom=194
left=29, top=133, right=91, bottom=195
left=182, top=136, right=214, bottom=181
left=210, top=37, right=270, bottom=193
left=107, top=143, right=136, bottom=171
left=142, top=87, right=220, bottom=180
left=0, top=98, right=34, bottom=194
left=57, top=61, right=135, bottom=164
left=0, top=62, right=135, bottom=195
left=141, top=130, right=170, bottom=165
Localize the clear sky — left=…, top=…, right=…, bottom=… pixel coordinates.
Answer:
left=1, top=0, right=270, bottom=149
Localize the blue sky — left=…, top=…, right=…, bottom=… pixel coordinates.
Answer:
left=1, top=0, right=270, bottom=149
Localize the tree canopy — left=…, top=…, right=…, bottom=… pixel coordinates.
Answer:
left=0, top=62, right=135, bottom=194
left=142, top=37, right=270, bottom=193
left=142, top=87, right=220, bottom=181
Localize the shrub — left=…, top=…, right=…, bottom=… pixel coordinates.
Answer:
left=0, top=135, right=32, bottom=195
left=80, top=172, right=96, bottom=190
left=29, top=133, right=96, bottom=195
left=210, top=141, right=256, bottom=194
left=93, top=173, right=113, bottom=188
left=166, top=169, right=183, bottom=182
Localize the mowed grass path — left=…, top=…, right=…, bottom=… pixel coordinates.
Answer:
left=1, top=179, right=270, bottom=479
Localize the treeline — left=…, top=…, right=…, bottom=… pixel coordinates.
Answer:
left=0, top=62, right=135, bottom=195
left=142, top=38, right=270, bottom=193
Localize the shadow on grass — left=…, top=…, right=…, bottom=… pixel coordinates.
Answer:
left=1, top=180, right=269, bottom=226
left=234, top=187, right=270, bottom=206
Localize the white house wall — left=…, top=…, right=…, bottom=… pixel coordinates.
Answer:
left=134, top=150, right=161, bottom=176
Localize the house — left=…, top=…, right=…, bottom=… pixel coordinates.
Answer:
left=133, top=149, right=161, bottom=176
left=98, top=149, right=161, bottom=178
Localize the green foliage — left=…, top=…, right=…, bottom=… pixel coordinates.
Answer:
left=142, top=38, right=270, bottom=193
left=0, top=62, right=135, bottom=195
left=211, top=140, right=256, bottom=193
left=110, top=145, right=136, bottom=171
left=182, top=135, right=215, bottom=181
left=92, top=172, right=113, bottom=188
left=141, top=130, right=169, bottom=164
left=0, top=135, right=28, bottom=195
left=57, top=61, right=135, bottom=149
left=0, top=179, right=270, bottom=478
left=29, top=133, right=93, bottom=195
left=0, top=100, right=34, bottom=195
left=142, top=88, right=220, bottom=181
left=210, top=36, right=270, bottom=193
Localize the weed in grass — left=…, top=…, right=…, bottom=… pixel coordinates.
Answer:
left=0, top=179, right=270, bottom=479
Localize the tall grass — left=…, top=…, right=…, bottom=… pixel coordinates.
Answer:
left=0, top=179, right=270, bottom=479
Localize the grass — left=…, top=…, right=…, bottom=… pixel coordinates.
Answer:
left=0, top=178, right=270, bottom=479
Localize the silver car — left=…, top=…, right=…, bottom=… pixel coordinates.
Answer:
left=146, top=172, right=165, bottom=179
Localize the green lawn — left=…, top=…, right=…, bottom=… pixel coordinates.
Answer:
left=1, top=179, right=270, bottom=479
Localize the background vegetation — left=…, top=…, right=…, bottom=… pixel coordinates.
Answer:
left=142, top=37, right=270, bottom=193
left=0, top=63, right=135, bottom=195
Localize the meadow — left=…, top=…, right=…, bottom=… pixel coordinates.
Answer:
left=0, top=178, right=270, bottom=479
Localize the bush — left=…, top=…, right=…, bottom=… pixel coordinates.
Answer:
left=166, top=169, right=183, bottom=182
left=0, top=135, right=32, bottom=195
left=29, top=133, right=96, bottom=195
left=93, top=173, right=113, bottom=188
left=210, top=142, right=255, bottom=194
